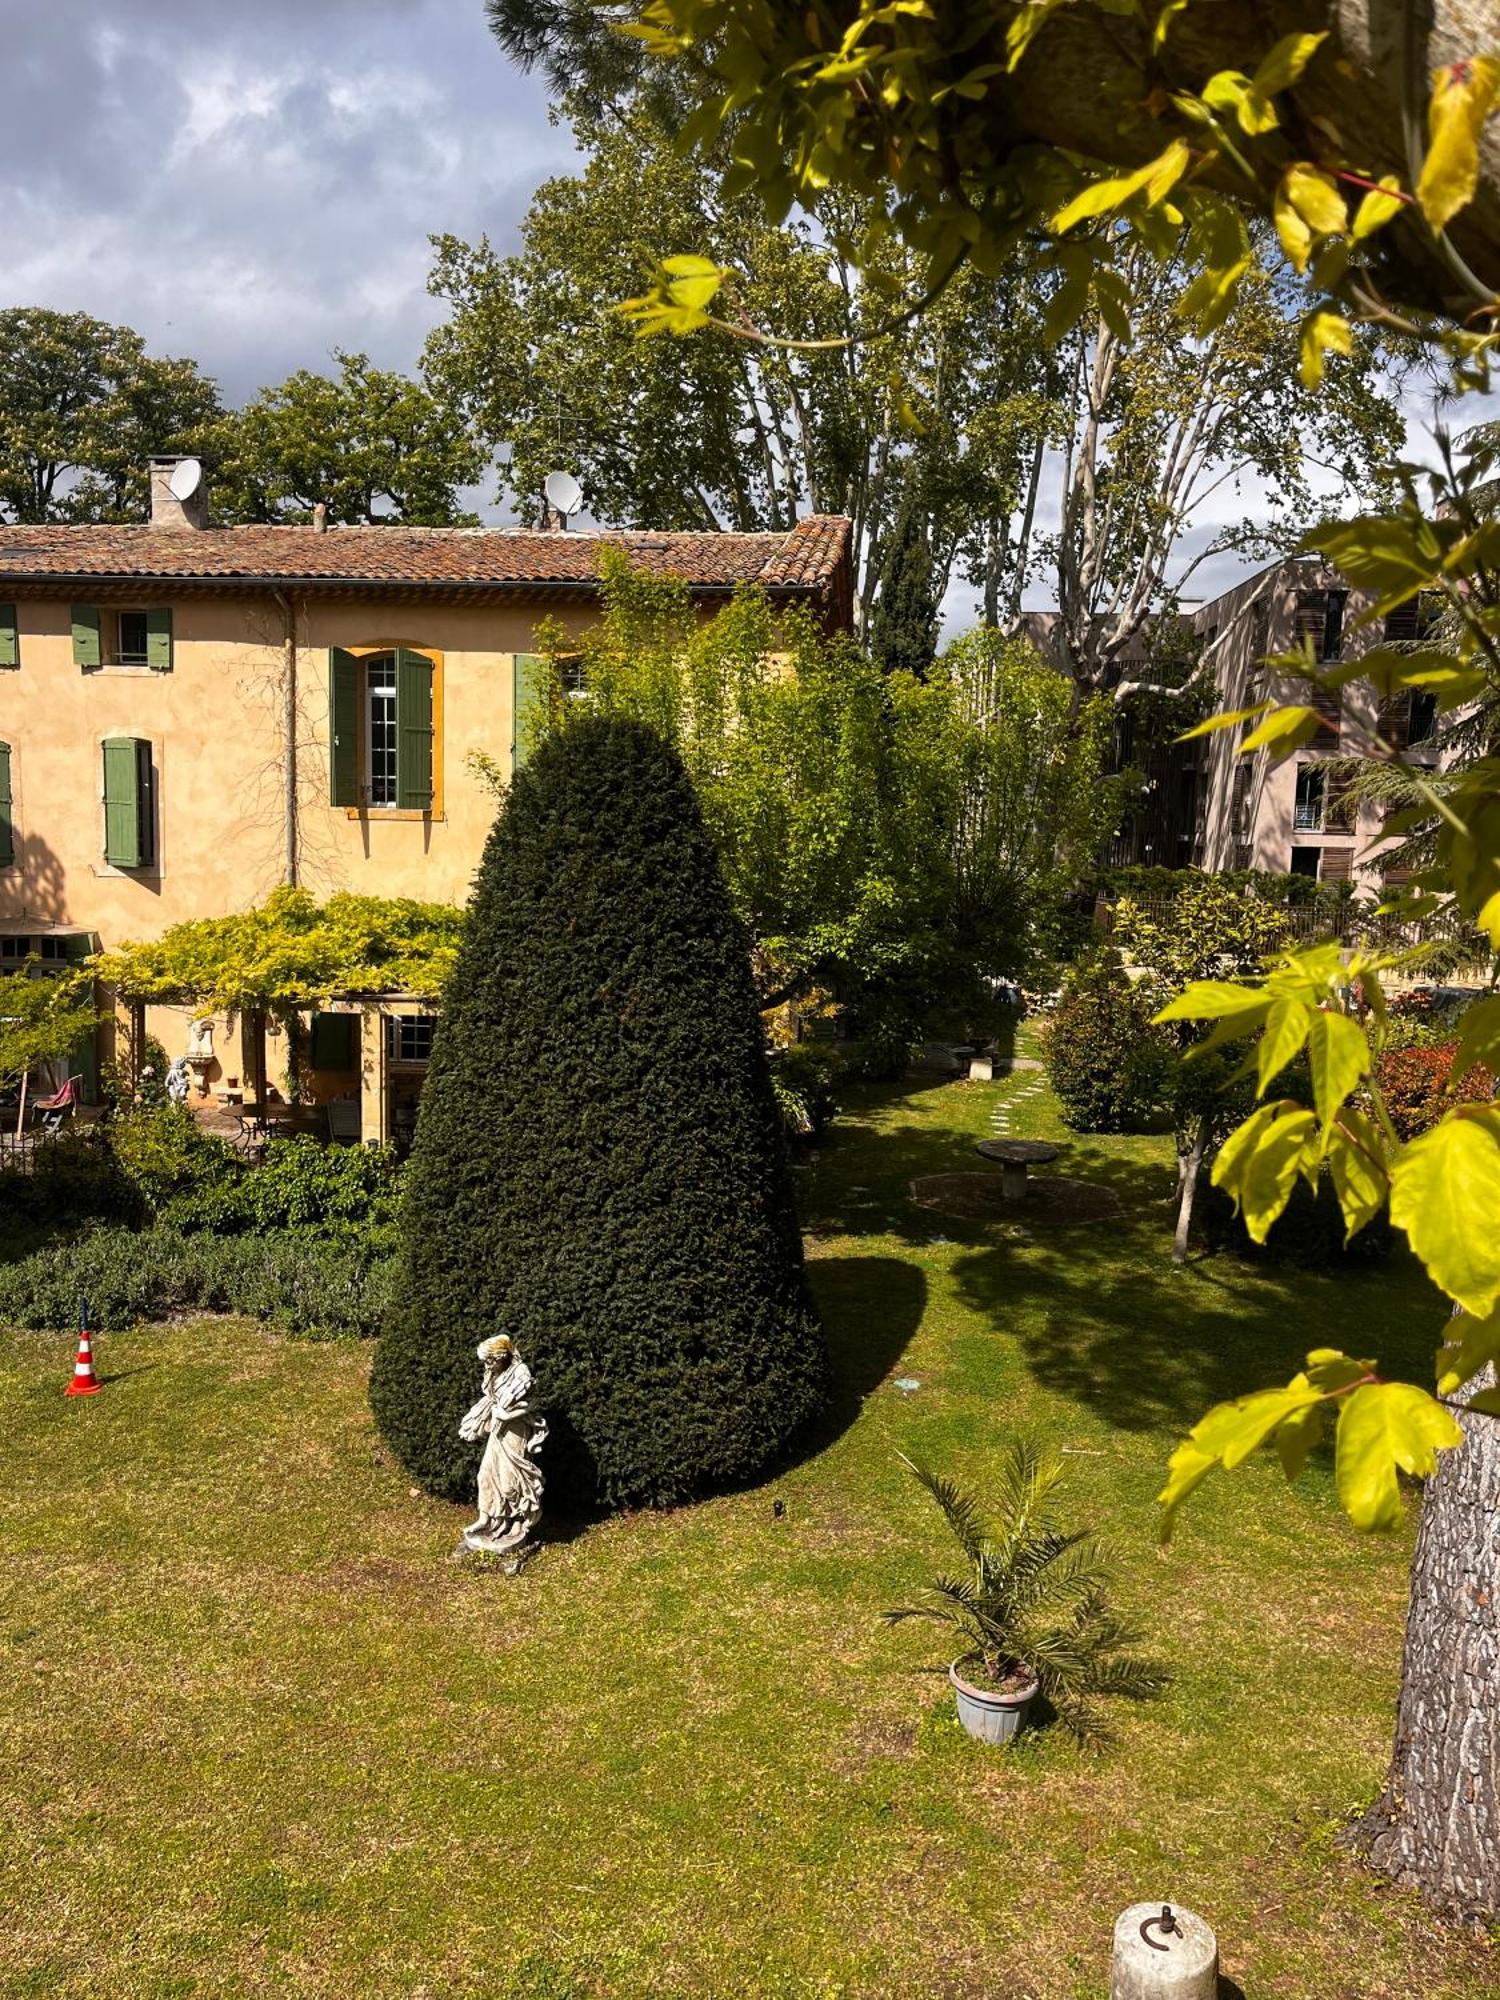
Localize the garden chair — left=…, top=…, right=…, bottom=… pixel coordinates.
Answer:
left=33, top=1074, right=82, bottom=1135
left=326, top=1099, right=361, bottom=1144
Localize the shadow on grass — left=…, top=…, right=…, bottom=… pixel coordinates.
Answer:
left=947, top=1181, right=1444, bottom=1433
left=800, top=1084, right=1442, bottom=1437
left=788, top=1253, right=928, bottom=1467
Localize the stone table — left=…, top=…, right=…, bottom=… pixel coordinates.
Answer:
left=975, top=1137, right=1059, bottom=1200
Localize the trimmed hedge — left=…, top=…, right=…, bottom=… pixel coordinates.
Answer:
left=0, top=1227, right=394, bottom=1339
left=370, top=715, right=829, bottom=1510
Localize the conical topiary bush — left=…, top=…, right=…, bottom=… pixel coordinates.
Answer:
left=369, top=713, right=828, bottom=1510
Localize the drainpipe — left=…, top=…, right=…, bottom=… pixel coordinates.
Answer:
left=273, top=590, right=298, bottom=886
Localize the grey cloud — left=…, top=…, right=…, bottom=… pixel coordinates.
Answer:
left=0, top=0, right=572, bottom=401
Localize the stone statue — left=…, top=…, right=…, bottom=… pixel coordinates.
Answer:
left=457, top=1335, right=547, bottom=1559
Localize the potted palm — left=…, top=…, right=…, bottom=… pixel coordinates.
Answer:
left=884, top=1442, right=1165, bottom=1744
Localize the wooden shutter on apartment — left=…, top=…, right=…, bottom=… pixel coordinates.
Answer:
left=0, top=743, right=12, bottom=866
left=394, top=649, right=434, bottom=811
left=329, top=649, right=359, bottom=806
left=1320, top=844, right=1353, bottom=883
left=102, top=736, right=151, bottom=868
left=512, top=653, right=546, bottom=772
left=72, top=605, right=101, bottom=670
left=146, top=607, right=173, bottom=671
left=0, top=605, right=17, bottom=669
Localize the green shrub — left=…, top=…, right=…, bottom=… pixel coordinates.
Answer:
left=160, top=1135, right=402, bottom=1238
left=107, top=1104, right=241, bottom=1215
left=770, top=1041, right=844, bottom=1139
left=0, top=1226, right=394, bottom=1339
left=1044, top=951, right=1170, bottom=1133
left=370, top=714, right=829, bottom=1510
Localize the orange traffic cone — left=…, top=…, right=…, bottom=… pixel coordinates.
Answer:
left=65, top=1325, right=101, bottom=1397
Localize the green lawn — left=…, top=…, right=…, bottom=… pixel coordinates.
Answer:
left=2, top=1055, right=1494, bottom=1999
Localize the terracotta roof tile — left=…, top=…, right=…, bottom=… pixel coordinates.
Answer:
left=0, top=516, right=852, bottom=599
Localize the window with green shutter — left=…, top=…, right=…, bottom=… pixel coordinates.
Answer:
left=102, top=737, right=154, bottom=869
left=513, top=652, right=547, bottom=772
left=395, top=648, right=434, bottom=810
left=330, top=646, right=440, bottom=810
left=0, top=743, right=13, bottom=867
left=72, top=605, right=101, bottom=670
left=0, top=605, right=17, bottom=669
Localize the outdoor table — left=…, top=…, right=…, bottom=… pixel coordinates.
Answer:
left=975, top=1138, right=1059, bottom=1200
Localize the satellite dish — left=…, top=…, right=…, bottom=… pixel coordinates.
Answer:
left=168, top=457, right=203, bottom=501
left=543, top=469, right=583, bottom=518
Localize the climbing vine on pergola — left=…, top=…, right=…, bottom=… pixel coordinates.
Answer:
left=95, top=888, right=465, bottom=1096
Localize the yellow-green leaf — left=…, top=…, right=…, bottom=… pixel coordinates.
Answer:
left=1251, top=31, right=1327, bottom=99
left=1154, top=979, right=1271, bottom=1025
left=1177, top=702, right=1271, bottom=741
left=1389, top=1109, right=1500, bottom=1316
left=1327, top=1108, right=1388, bottom=1240
left=1257, top=997, right=1313, bottom=1094
left=1274, top=182, right=1313, bottom=272
left=1283, top=163, right=1349, bottom=237
left=1418, top=57, right=1500, bottom=231
left=1051, top=139, right=1191, bottom=234
left=1307, top=1008, right=1369, bottom=1134
left=1299, top=308, right=1353, bottom=388
left=1240, top=1108, right=1317, bottom=1241
left=1335, top=1382, right=1462, bottom=1531
left=1436, top=1305, right=1500, bottom=1394
left=1351, top=175, right=1406, bottom=240
left=1239, top=705, right=1320, bottom=757
left=1158, top=1377, right=1322, bottom=1539
left=1152, top=0, right=1190, bottom=51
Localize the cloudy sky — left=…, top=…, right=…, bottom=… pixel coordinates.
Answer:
left=2, top=4, right=1467, bottom=624
left=3, top=1, right=570, bottom=401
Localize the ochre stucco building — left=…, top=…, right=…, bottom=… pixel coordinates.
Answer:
left=0, top=458, right=852, bottom=1139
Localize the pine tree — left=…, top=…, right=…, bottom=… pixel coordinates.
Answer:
left=369, top=715, right=828, bottom=1510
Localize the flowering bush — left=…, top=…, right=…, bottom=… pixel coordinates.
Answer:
left=1375, top=1041, right=1496, bottom=1143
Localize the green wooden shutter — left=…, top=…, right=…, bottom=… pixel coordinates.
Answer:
left=329, top=649, right=359, bottom=806
left=512, top=653, right=546, bottom=772
left=146, top=606, right=173, bottom=671
left=102, top=736, right=152, bottom=869
left=0, top=743, right=12, bottom=867
left=310, top=1011, right=358, bottom=1070
left=0, top=605, right=17, bottom=669
left=72, top=604, right=101, bottom=670
left=395, top=649, right=434, bottom=811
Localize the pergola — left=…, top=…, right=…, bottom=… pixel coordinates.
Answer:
left=95, top=888, right=463, bottom=1137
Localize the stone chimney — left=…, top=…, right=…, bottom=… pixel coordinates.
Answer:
left=148, top=455, right=208, bottom=530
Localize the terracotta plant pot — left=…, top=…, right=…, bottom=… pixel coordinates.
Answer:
left=949, top=1658, right=1038, bottom=1744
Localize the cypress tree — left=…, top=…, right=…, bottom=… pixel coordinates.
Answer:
left=369, top=714, right=828, bottom=1510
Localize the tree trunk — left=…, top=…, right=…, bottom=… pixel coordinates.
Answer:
left=1171, top=1122, right=1205, bottom=1265
left=1348, top=1384, right=1500, bottom=1922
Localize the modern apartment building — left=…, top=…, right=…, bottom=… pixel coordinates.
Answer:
left=1032, top=557, right=1440, bottom=886
left=1190, top=555, right=1437, bottom=889
left=0, top=458, right=853, bottom=1132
